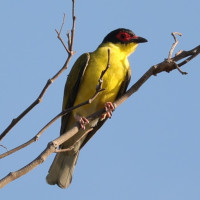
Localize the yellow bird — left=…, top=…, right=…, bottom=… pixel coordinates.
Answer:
left=46, top=28, right=147, bottom=188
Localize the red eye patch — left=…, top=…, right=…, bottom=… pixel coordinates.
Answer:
left=116, top=31, right=138, bottom=42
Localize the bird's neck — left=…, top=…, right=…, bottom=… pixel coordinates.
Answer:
left=98, top=42, right=138, bottom=58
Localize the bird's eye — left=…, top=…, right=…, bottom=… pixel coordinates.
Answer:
left=116, top=31, right=132, bottom=42
left=120, top=34, right=126, bottom=39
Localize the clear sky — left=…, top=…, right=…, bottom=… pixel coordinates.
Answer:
left=1, top=0, right=200, bottom=199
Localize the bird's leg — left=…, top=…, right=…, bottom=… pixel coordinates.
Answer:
left=75, top=115, right=89, bottom=130
left=101, top=102, right=115, bottom=120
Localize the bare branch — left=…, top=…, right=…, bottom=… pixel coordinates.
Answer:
left=174, top=62, right=188, bottom=75
left=95, top=48, right=111, bottom=92
left=114, top=44, right=200, bottom=108
left=0, top=3, right=77, bottom=142
left=55, top=14, right=70, bottom=53
left=167, top=32, right=187, bottom=75
left=69, top=0, right=76, bottom=52
left=67, top=31, right=71, bottom=48
left=0, top=125, right=80, bottom=189
left=0, top=142, right=56, bottom=189
left=152, top=45, right=200, bottom=75
left=168, top=32, right=182, bottom=59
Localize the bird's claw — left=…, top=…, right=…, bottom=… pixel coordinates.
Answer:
left=78, top=116, right=89, bottom=130
left=101, top=102, right=115, bottom=120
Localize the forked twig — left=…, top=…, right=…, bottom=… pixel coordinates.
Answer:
left=167, top=32, right=187, bottom=75
left=55, top=14, right=70, bottom=53
left=0, top=0, right=76, bottom=142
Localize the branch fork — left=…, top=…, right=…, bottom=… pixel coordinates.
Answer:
left=167, top=32, right=188, bottom=75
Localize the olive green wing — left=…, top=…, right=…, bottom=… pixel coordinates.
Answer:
left=60, top=53, right=90, bottom=135
left=80, top=67, right=131, bottom=149
left=116, top=67, right=131, bottom=100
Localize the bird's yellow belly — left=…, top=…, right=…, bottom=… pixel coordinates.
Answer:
left=72, top=50, right=129, bottom=118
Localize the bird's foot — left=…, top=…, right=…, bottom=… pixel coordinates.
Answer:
left=101, top=102, right=115, bottom=120
left=76, top=116, right=89, bottom=130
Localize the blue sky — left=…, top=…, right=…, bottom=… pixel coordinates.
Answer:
left=1, top=0, right=200, bottom=199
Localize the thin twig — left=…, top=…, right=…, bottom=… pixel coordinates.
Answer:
left=55, top=14, right=70, bottom=53
left=167, top=32, right=187, bottom=75
left=67, top=31, right=71, bottom=48
left=96, top=48, right=111, bottom=92
left=175, top=62, right=188, bottom=75
left=178, top=52, right=199, bottom=67
left=0, top=144, right=8, bottom=152
left=70, top=0, right=76, bottom=52
left=168, top=32, right=182, bottom=59
left=153, top=45, right=200, bottom=75
left=0, top=100, right=95, bottom=159
left=0, top=4, right=76, bottom=142
left=0, top=142, right=56, bottom=189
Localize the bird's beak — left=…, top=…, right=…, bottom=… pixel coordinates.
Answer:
left=131, top=36, right=148, bottom=43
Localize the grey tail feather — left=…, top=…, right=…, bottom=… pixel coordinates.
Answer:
left=46, top=151, right=79, bottom=189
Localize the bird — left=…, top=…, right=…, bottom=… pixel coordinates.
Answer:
left=46, top=28, right=147, bottom=188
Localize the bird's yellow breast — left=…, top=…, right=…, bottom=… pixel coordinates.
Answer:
left=71, top=42, right=137, bottom=119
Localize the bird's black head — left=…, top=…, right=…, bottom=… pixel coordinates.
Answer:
left=102, top=28, right=147, bottom=44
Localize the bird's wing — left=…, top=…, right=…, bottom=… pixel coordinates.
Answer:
left=116, top=67, right=131, bottom=99
left=60, top=53, right=90, bottom=135
left=80, top=67, right=131, bottom=149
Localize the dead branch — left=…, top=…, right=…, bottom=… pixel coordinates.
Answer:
left=168, top=32, right=182, bottom=59
left=114, top=44, right=200, bottom=108
left=167, top=32, right=187, bottom=75
left=55, top=14, right=70, bottom=54
left=0, top=0, right=76, bottom=142
left=0, top=32, right=199, bottom=188
left=0, top=124, right=79, bottom=189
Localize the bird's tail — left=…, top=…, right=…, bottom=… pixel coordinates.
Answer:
left=46, top=151, right=79, bottom=189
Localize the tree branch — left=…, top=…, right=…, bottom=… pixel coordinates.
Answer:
left=168, top=32, right=182, bottom=59
left=0, top=0, right=76, bottom=142
left=167, top=32, right=187, bottom=75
